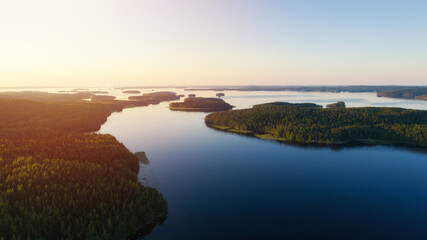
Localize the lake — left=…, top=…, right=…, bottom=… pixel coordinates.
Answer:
left=98, top=90, right=427, bottom=240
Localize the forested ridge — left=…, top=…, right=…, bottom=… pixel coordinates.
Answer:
left=0, top=98, right=167, bottom=240
left=205, top=102, right=427, bottom=146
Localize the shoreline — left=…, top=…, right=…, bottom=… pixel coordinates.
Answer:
left=206, top=123, right=427, bottom=149
left=169, top=106, right=232, bottom=112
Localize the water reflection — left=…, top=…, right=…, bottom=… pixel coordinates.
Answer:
left=206, top=123, right=427, bottom=154
left=97, top=91, right=427, bottom=240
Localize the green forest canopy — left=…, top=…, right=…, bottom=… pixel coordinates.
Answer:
left=0, top=97, right=168, bottom=240
left=205, top=102, right=427, bottom=146
left=169, top=97, right=233, bottom=111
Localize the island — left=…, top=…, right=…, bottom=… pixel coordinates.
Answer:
left=91, top=95, right=116, bottom=101
left=169, top=97, right=233, bottom=112
left=416, top=95, right=427, bottom=100
left=216, top=93, right=225, bottom=97
left=128, top=91, right=180, bottom=102
left=0, top=93, right=169, bottom=239
left=77, top=90, right=110, bottom=94
left=122, top=90, right=141, bottom=94
left=205, top=102, right=427, bottom=146
left=377, top=87, right=427, bottom=100
left=326, top=101, right=346, bottom=108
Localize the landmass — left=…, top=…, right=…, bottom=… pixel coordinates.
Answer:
left=128, top=91, right=180, bottom=102
left=326, top=101, right=346, bottom=108
left=264, top=102, right=322, bottom=108
left=169, top=97, right=233, bottom=112
left=0, top=93, right=170, bottom=239
left=185, top=85, right=422, bottom=93
left=123, top=90, right=141, bottom=94
left=135, top=151, right=150, bottom=164
left=185, top=85, right=427, bottom=101
left=377, top=87, right=427, bottom=100
left=0, top=91, right=181, bottom=110
left=205, top=102, right=427, bottom=146
left=91, top=95, right=116, bottom=101
left=0, top=91, right=93, bottom=101
left=415, top=95, right=427, bottom=100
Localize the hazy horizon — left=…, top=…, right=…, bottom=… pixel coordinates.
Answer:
left=1, top=84, right=427, bottom=89
left=1, top=0, right=426, bottom=87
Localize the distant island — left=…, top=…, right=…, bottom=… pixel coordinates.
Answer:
left=91, top=95, right=116, bottom=101
left=377, top=87, right=427, bottom=101
left=169, top=97, right=233, bottom=112
left=185, top=85, right=421, bottom=93
left=123, top=90, right=141, bottom=94
left=128, top=91, right=180, bottom=102
left=184, top=85, right=427, bottom=101
left=205, top=102, right=427, bottom=146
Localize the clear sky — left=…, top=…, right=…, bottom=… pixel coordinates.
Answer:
left=1, top=0, right=426, bottom=87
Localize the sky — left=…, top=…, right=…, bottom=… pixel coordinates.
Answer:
left=0, top=0, right=426, bottom=87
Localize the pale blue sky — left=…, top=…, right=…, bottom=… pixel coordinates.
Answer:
left=0, top=0, right=426, bottom=86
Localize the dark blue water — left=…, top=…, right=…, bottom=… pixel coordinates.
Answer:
left=99, top=91, right=427, bottom=240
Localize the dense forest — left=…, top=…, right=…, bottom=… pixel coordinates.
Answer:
left=377, top=87, right=427, bottom=100
left=169, top=97, right=233, bottom=112
left=205, top=102, right=427, bottom=146
left=0, top=98, right=168, bottom=239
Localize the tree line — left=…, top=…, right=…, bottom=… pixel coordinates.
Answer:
left=205, top=102, right=427, bottom=145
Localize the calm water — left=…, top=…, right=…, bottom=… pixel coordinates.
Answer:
left=97, top=90, right=427, bottom=240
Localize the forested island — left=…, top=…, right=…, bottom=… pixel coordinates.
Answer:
left=377, top=87, right=427, bottom=100
left=0, top=93, right=170, bottom=239
left=91, top=95, right=116, bottom=101
left=169, top=97, right=233, bottom=112
left=122, top=90, right=141, bottom=94
left=326, top=101, right=346, bottom=108
left=205, top=102, right=427, bottom=146
left=128, top=91, right=180, bottom=102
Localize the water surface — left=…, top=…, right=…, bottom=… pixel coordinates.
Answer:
left=98, top=91, right=427, bottom=240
